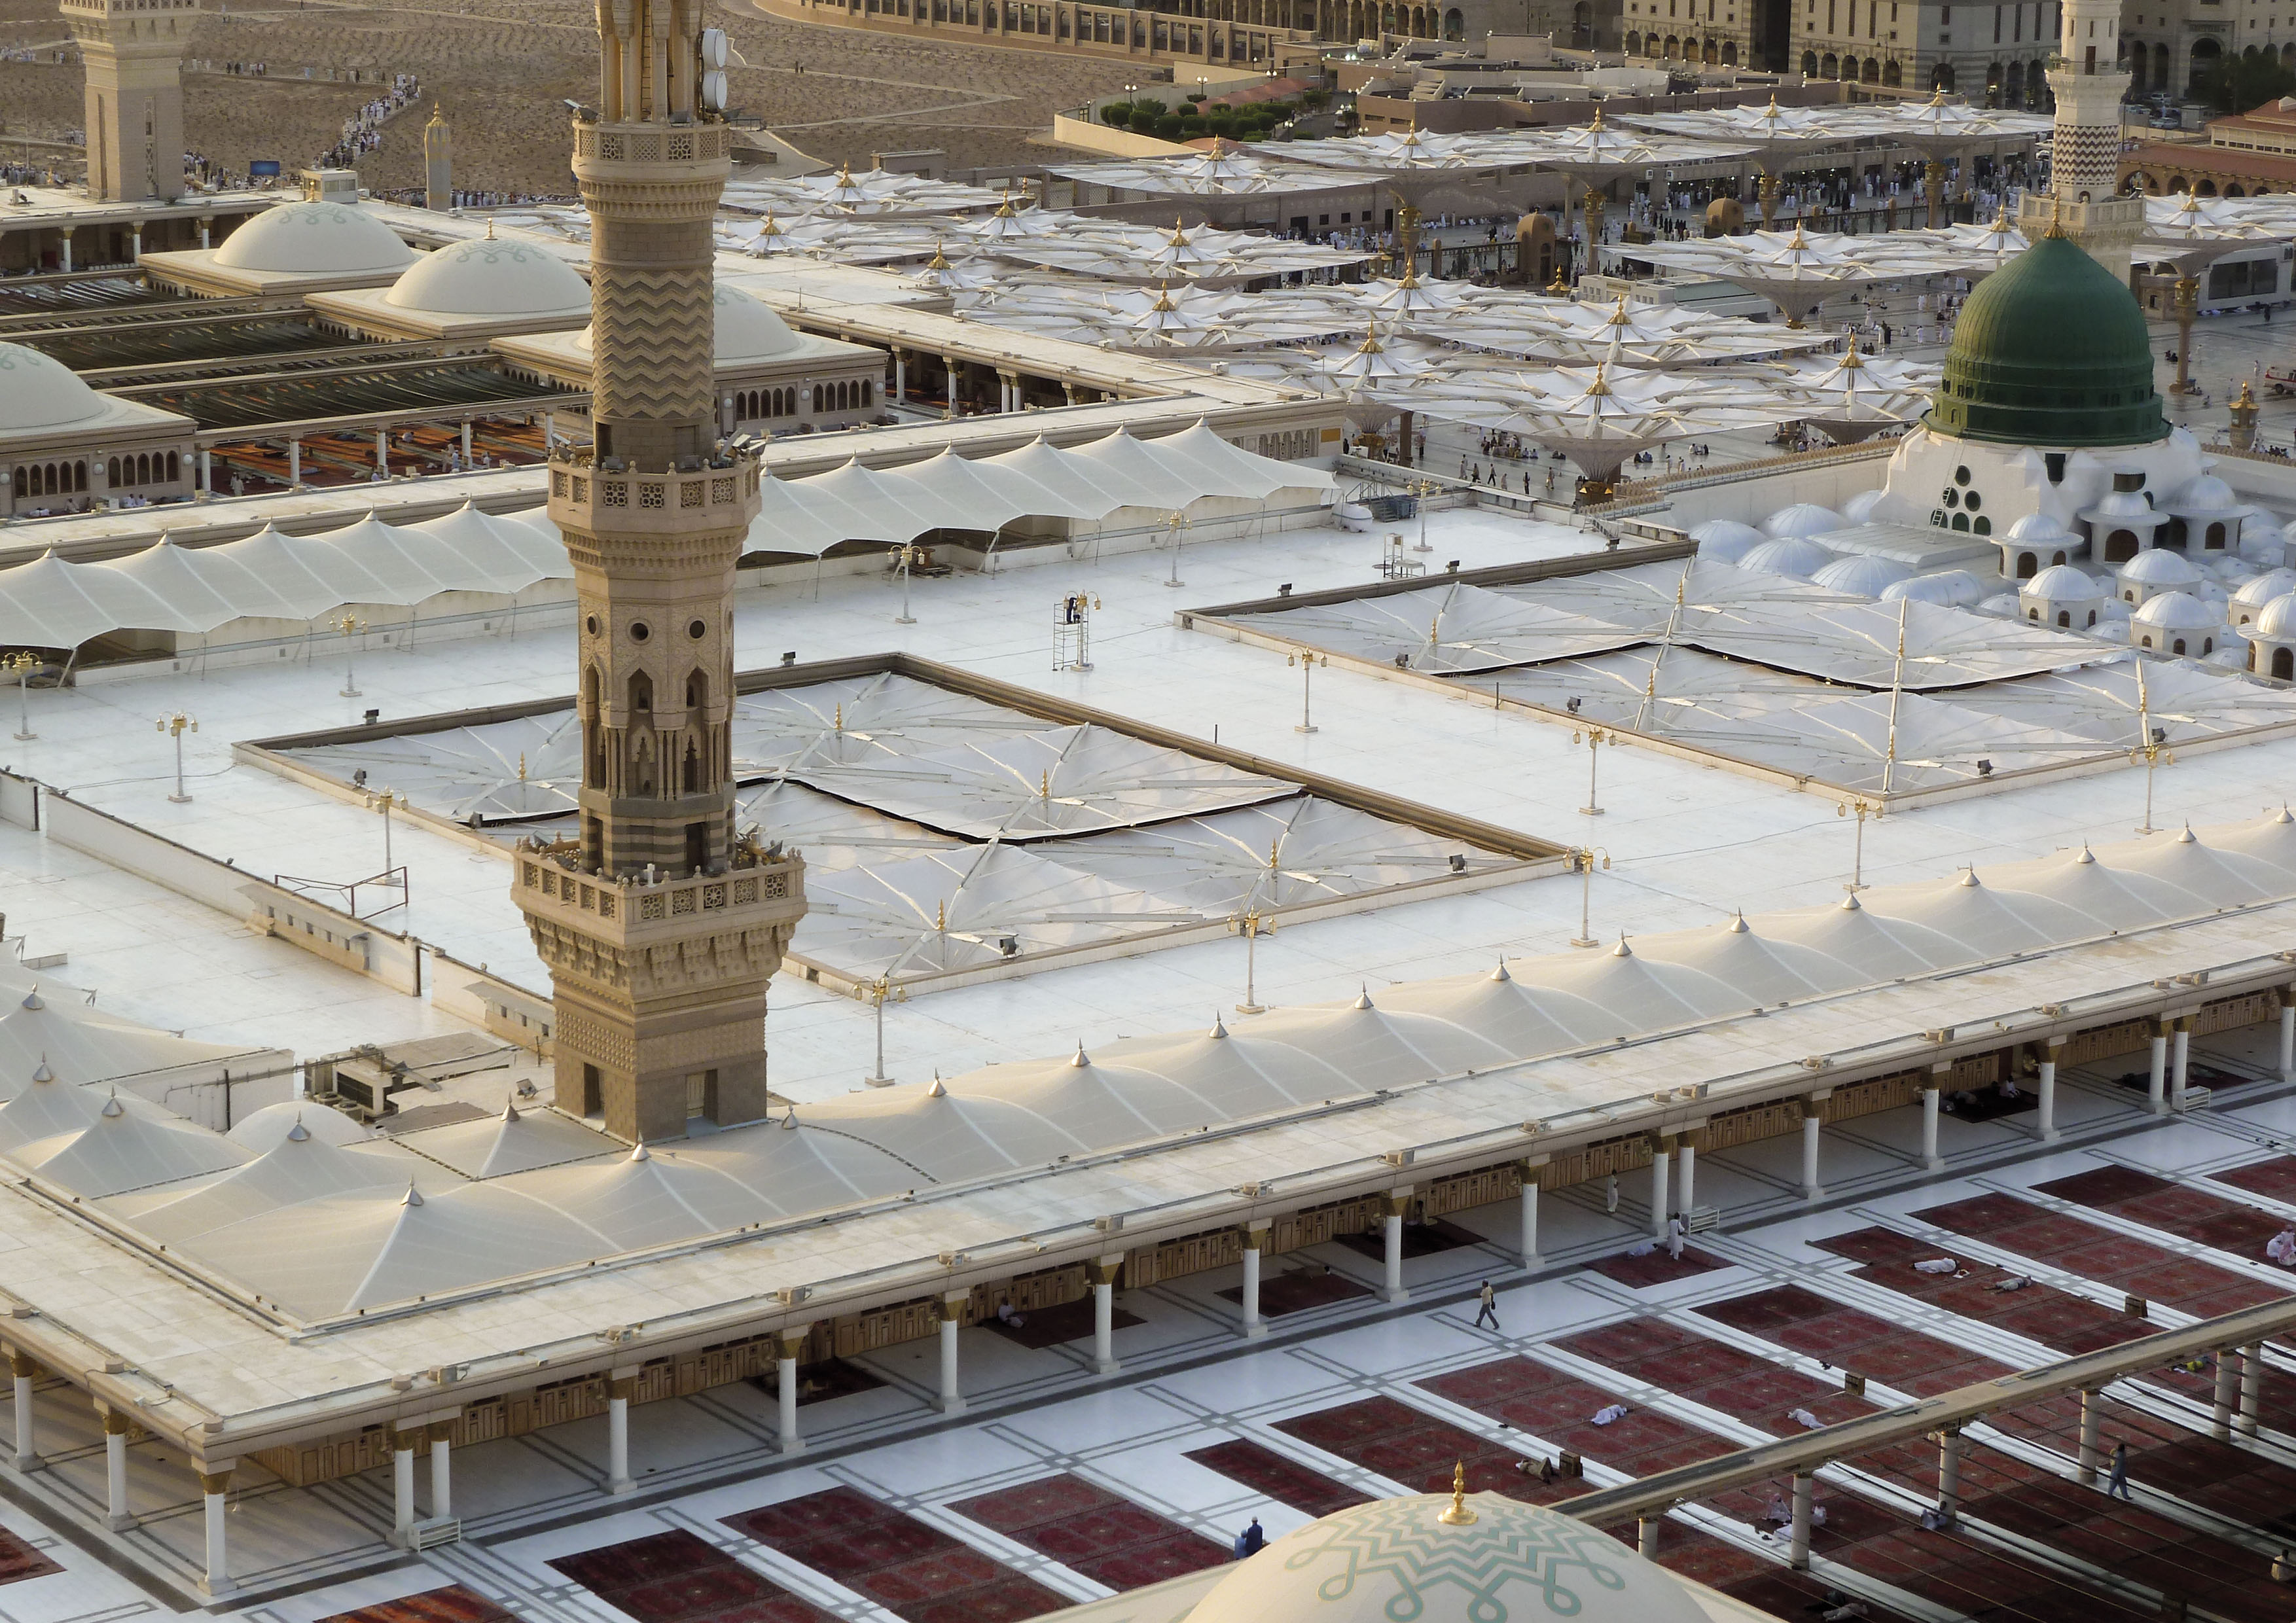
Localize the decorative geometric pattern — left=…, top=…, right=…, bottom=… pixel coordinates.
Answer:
left=1185, top=1439, right=1372, bottom=1518
left=1257, top=1493, right=1640, bottom=1621
left=314, top=1587, right=517, bottom=1623
left=550, top=1529, right=831, bottom=1623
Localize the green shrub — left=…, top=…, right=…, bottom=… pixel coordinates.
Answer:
left=1153, top=113, right=1186, bottom=139
left=1100, top=102, right=1134, bottom=126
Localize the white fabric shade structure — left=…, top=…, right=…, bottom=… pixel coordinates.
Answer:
left=36, top=808, right=2296, bottom=1317
left=719, top=164, right=1013, bottom=220
left=0, top=982, right=271, bottom=1090
left=739, top=424, right=1333, bottom=558
left=1047, top=139, right=1367, bottom=198
left=1214, top=561, right=2296, bottom=794
left=0, top=501, right=569, bottom=650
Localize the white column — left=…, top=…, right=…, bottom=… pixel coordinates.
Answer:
left=1801, top=1103, right=1824, bottom=1200
left=460, top=421, right=473, bottom=464
left=1649, top=1136, right=1672, bottom=1238
left=1937, top=1427, right=1961, bottom=1525
left=287, top=438, right=300, bottom=486
left=939, top=1293, right=967, bottom=1414
left=1091, top=1257, right=1121, bottom=1374
left=1380, top=1195, right=1410, bottom=1304
left=2037, top=1050, right=2059, bottom=1140
left=391, top=1431, right=416, bottom=1541
left=1676, top=1140, right=1696, bottom=1220
left=2213, top=1349, right=2239, bottom=1440
left=198, top=447, right=211, bottom=495
left=1518, top=1172, right=1541, bottom=1267
left=894, top=352, right=906, bottom=403
left=429, top=1429, right=451, bottom=1521
left=2239, top=1343, right=2263, bottom=1436
left=1637, top=1515, right=1661, bottom=1556
left=130, top=226, right=141, bottom=258
left=2077, top=1387, right=2102, bottom=1482
left=198, top=217, right=212, bottom=249
left=375, top=428, right=389, bottom=474
left=1788, top=1471, right=1814, bottom=1569
left=2147, top=1029, right=2168, bottom=1113
left=607, top=1378, right=634, bottom=1493
left=102, top=1409, right=132, bottom=1531
left=544, top=410, right=556, bottom=448
left=1241, top=1226, right=1268, bottom=1338
left=58, top=230, right=71, bottom=273
left=9, top=1353, right=34, bottom=1471
left=2279, top=999, right=2294, bottom=1082
left=1920, top=1078, right=1943, bottom=1169
left=2170, top=1022, right=2191, bottom=1110
left=776, top=1330, right=806, bottom=1455
left=198, top=1470, right=232, bottom=1595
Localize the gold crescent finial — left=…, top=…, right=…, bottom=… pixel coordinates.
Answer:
left=1439, top=1461, right=1477, bottom=1524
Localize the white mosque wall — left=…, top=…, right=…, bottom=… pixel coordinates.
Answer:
left=1642, top=445, right=1895, bottom=532
left=1869, top=425, right=2210, bottom=540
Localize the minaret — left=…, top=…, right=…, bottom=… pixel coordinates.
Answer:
left=61, top=0, right=196, bottom=202
left=423, top=105, right=452, bottom=212
left=2016, top=0, right=2143, bottom=277
left=514, top=1, right=806, bottom=1146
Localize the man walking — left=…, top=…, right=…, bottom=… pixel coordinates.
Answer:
left=2106, top=1440, right=2132, bottom=1501
left=1473, top=1280, right=1499, bottom=1330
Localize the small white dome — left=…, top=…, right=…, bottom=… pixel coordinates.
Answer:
left=713, top=283, right=802, bottom=362
left=1841, top=488, right=1884, bottom=524
left=212, top=201, right=418, bottom=274
left=1689, top=519, right=1765, bottom=564
left=2233, top=568, right=2296, bottom=610
left=1186, top=1491, right=1712, bottom=1623
left=2005, top=510, right=2074, bottom=543
left=2214, top=556, right=2259, bottom=584
left=1811, top=554, right=1911, bottom=595
left=1977, top=592, right=2023, bottom=618
left=2130, top=590, right=2221, bottom=630
left=0, top=342, right=107, bottom=431
left=2256, top=592, right=2296, bottom=639
left=2118, top=548, right=2203, bottom=586
left=1884, top=569, right=1988, bottom=608
left=2022, top=564, right=2104, bottom=601
left=1760, top=502, right=1847, bottom=539
left=2165, top=473, right=2240, bottom=513
left=2098, top=595, right=2132, bottom=620
left=2087, top=489, right=2162, bottom=520
left=226, top=1099, right=376, bottom=1152
left=1738, top=536, right=1833, bottom=579
left=384, top=236, right=590, bottom=316
left=2207, top=645, right=2249, bottom=668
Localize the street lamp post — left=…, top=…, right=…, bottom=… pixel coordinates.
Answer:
left=1229, top=908, right=1274, bottom=1014
left=893, top=543, right=923, bottom=626
left=1568, top=845, right=1610, bottom=948
left=335, top=614, right=367, bottom=698
left=3, top=652, right=39, bottom=741
left=1288, top=651, right=1327, bottom=734
left=859, top=974, right=906, bottom=1085
left=156, top=711, right=198, bottom=804
left=369, top=789, right=408, bottom=883
left=1571, top=725, right=1611, bottom=815
left=1163, top=510, right=1189, bottom=588
left=1412, top=478, right=1436, bottom=552
left=1837, top=796, right=1880, bottom=891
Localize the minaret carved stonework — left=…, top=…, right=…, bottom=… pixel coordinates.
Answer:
left=62, top=0, right=196, bottom=203
left=514, top=0, right=805, bottom=1146
left=2015, top=0, right=2143, bottom=277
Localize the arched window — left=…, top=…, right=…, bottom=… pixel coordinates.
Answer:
left=681, top=737, right=699, bottom=793
left=10, top=469, right=23, bottom=498
left=1950, top=511, right=1969, bottom=531
left=2172, top=638, right=2187, bottom=656
left=1625, top=28, right=1640, bottom=49
left=2140, top=634, right=2155, bottom=649
left=2057, top=610, right=2071, bottom=627
left=2276, top=648, right=2294, bottom=680
left=685, top=671, right=707, bottom=709
left=1802, top=50, right=1819, bottom=73
left=863, top=380, right=874, bottom=404
left=1721, top=40, right=1738, bottom=63
left=2205, top=521, right=2226, bottom=548
left=2052, top=550, right=2067, bottom=565
left=107, top=457, right=121, bottom=486
left=73, top=461, right=86, bottom=492
left=2087, top=611, right=2097, bottom=628
left=629, top=671, right=653, bottom=712
left=2017, top=553, right=2037, bottom=579
left=136, top=453, right=150, bottom=485
left=2105, top=528, right=2139, bottom=563
left=166, top=451, right=179, bottom=482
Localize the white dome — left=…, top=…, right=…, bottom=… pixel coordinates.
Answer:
left=2086, top=490, right=2165, bottom=523
left=2118, top=548, right=2202, bottom=586
left=384, top=236, right=590, bottom=317
left=1810, top=554, right=1911, bottom=595
left=1187, top=1491, right=1711, bottom=1623
left=2256, top=593, right=2296, bottom=639
left=1760, top=502, right=1846, bottom=539
left=713, top=283, right=802, bottom=362
left=0, top=343, right=107, bottom=431
left=2214, top=556, right=2258, bottom=584
left=212, top=201, right=418, bottom=274
left=1841, top=488, right=1884, bottom=524
left=2130, top=590, right=2220, bottom=630
left=2233, top=569, right=2296, bottom=610
left=2022, top=564, right=2105, bottom=601
left=1976, top=592, right=2023, bottom=618
left=2005, top=510, right=2074, bottom=543
left=226, top=1099, right=375, bottom=1152
left=1689, top=519, right=1765, bottom=564
left=2166, top=473, right=2241, bottom=514
left=1738, top=536, right=1833, bottom=579
left=1884, top=569, right=1987, bottom=608
left=2098, top=595, right=2132, bottom=620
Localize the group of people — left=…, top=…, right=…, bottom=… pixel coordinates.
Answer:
left=317, top=72, right=422, bottom=172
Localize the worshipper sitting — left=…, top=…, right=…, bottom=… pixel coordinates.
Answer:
left=1232, top=1517, right=1266, bottom=1559
left=2267, top=1230, right=2296, bottom=1267
left=994, top=1298, right=1026, bottom=1329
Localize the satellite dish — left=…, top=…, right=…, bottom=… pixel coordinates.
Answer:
left=699, top=27, right=729, bottom=69
left=700, top=69, right=728, bottom=111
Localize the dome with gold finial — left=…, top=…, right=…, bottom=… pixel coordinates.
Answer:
left=1180, top=1476, right=1713, bottom=1623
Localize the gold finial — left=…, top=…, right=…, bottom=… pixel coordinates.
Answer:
left=929, top=240, right=950, bottom=270
left=517, top=751, right=528, bottom=779
left=2043, top=196, right=2066, bottom=240
left=936, top=899, right=946, bottom=931
left=1357, top=326, right=1385, bottom=355
left=1439, top=1461, right=1477, bottom=1524
left=484, top=216, right=495, bottom=240
left=2236, top=378, right=2257, bottom=406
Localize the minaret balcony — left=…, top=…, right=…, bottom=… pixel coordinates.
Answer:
left=547, top=454, right=761, bottom=543
left=571, top=120, right=732, bottom=167
left=514, top=839, right=806, bottom=952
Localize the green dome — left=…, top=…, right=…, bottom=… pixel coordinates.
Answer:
left=1922, top=231, right=2166, bottom=448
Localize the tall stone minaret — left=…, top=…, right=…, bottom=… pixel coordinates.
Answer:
left=423, top=104, right=452, bottom=211
left=2017, top=0, right=2143, bottom=277
left=514, top=1, right=806, bottom=1146
left=61, top=0, right=196, bottom=202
